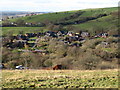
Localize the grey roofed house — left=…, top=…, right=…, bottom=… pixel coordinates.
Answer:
left=57, top=31, right=67, bottom=36
left=81, top=32, right=89, bottom=37
left=57, top=31, right=63, bottom=36
left=45, top=31, right=57, bottom=37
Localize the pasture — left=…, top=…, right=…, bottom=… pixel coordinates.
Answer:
left=2, top=69, right=118, bottom=88
left=2, top=27, right=44, bottom=36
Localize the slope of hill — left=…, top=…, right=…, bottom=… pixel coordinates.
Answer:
left=9, top=11, right=75, bottom=23
left=6, top=7, right=118, bottom=33
left=9, top=7, right=117, bottom=23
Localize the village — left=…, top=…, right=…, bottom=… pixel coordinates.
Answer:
left=3, top=30, right=109, bottom=52
left=1, top=7, right=118, bottom=70
left=2, top=29, right=111, bottom=70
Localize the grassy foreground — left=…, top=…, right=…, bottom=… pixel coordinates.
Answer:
left=1, top=69, right=118, bottom=88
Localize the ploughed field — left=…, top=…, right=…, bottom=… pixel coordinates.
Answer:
left=2, top=69, right=118, bottom=88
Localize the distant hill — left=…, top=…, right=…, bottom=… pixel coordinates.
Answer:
left=1, top=11, right=51, bottom=20
left=1, top=11, right=29, bottom=16
left=1, top=11, right=50, bottom=16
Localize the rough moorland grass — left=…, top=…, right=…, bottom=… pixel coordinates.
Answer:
left=2, top=69, right=118, bottom=88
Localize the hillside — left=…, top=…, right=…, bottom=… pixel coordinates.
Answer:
left=9, top=7, right=117, bottom=23
left=7, top=7, right=118, bottom=32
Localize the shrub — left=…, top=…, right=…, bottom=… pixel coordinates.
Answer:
left=52, top=57, right=74, bottom=69
left=82, top=39, right=102, bottom=49
left=97, top=61, right=117, bottom=69
left=16, top=19, right=25, bottom=26
left=55, top=42, right=68, bottom=58
left=67, top=47, right=85, bottom=58
left=108, top=29, right=118, bottom=36
left=20, top=52, right=45, bottom=69
left=44, top=60, right=53, bottom=67
left=48, top=39, right=58, bottom=53
left=74, top=52, right=101, bottom=70
left=106, top=37, right=118, bottom=43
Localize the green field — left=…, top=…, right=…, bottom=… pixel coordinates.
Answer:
left=2, top=69, right=118, bottom=88
left=2, top=27, right=44, bottom=36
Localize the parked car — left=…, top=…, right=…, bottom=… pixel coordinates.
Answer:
left=16, top=65, right=25, bottom=69
left=0, top=63, right=4, bottom=69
